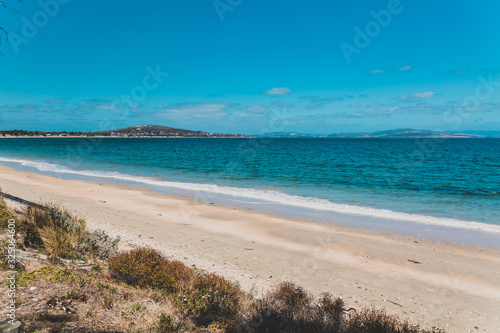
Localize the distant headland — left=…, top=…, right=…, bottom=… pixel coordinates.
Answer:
left=0, top=125, right=252, bottom=138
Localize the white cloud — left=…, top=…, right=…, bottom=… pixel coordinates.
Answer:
left=397, top=65, right=412, bottom=71
left=369, top=66, right=413, bottom=74
left=411, top=91, right=435, bottom=98
left=155, top=102, right=237, bottom=118
left=368, top=69, right=386, bottom=74
left=262, top=87, right=292, bottom=95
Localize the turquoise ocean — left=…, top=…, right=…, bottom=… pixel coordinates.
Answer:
left=0, top=138, right=499, bottom=245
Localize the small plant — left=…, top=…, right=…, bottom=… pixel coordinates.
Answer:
left=59, top=248, right=85, bottom=260
left=5, top=271, right=35, bottom=287
left=91, top=263, right=102, bottom=272
left=103, top=294, right=113, bottom=309
left=151, top=290, right=165, bottom=302
left=0, top=256, right=26, bottom=271
left=98, top=281, right=118, bottom=293
left=121, top=302, right=146, bottom=318
left=77, top=229, right=120, bottom=259
left=108, top=248, right=192, bottom=291
left=157, top=313, right=177, bottom=332
left=48, top=255, right=64, bottom=265
left=67, top=288, right=88, bottom=302
left=50, top=268, right=78, bottom=283
left=34, top=309, right=49, bottom=321
left=12, top=296, right=22, bottom=307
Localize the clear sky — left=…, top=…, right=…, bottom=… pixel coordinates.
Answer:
left=1, top=0, right=499, bottom=135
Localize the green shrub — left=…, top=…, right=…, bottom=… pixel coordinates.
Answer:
left=108, top=248, right=193, bottom=291
left=77, top=229, right=120, bottom=259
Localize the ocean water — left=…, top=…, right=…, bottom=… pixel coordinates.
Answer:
left=0, top=138, right=499, bottom=241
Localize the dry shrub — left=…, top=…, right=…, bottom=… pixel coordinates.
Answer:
left=245, top=281, right=344, bottom=333
left=176, top=272, right=243, bottom=328
left=269, top=281, right=312, bottom=309
left=345, top=308, right=440, bottom=333
left=108, top=248, right=193, bottom=291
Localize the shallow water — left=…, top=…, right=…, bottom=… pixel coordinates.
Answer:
left=0, top=137, right=499, bottom=241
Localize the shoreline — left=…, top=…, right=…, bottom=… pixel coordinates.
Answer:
left=1, top=164, right=500, bottom=331
left=1, top=155, right=500, bottom=248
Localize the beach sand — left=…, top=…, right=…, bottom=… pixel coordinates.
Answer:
left=1, top=164, right=499, bottom=332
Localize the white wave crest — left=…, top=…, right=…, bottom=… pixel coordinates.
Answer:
left=1, top=156, right=500, bottom=234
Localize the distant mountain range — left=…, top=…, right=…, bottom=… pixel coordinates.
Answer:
left=0, top=125, right=251, bottom=138
left=259, top=128, right=496, bottom=138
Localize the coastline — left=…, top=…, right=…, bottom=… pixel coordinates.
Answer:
left=1, top=153, right=499, bottom=248
left=1, top=164, right=500, bottom=331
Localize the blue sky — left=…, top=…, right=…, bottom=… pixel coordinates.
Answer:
left=1, top=0, right=500, bottom=134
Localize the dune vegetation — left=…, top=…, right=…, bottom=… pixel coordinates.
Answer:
left=0, top=191, right=444, bottom=332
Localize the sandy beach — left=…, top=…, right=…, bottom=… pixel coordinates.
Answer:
left=1, top=164, right=499, bottom=332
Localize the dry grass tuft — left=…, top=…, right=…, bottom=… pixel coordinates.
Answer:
left=0, top=192, right=16, bottom=229
left=21, top=204, right=86, bottom=256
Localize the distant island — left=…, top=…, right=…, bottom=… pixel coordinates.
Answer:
left=259, top=128, right=496, bottom=139
left=1, top=126, right=498, bottom=139
left=0, top=125, right=252, bottom=138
